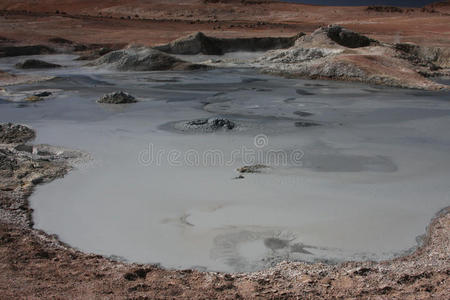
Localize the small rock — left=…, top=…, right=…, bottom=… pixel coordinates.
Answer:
left=24, top=96, right=43, bottom=102
left=294, top=121, right=320, bottom=128
left=353, top=267, right=372, bottom=276
left=123, top=268, right=151, bottom=281
left=123, top=272, right=138, bottom=281
left=134, top=268, right=150, bottom=279
left=31, top=176, right=44, bottom=185
left=224, top=274, right=234, bottom=281
left=294, top=111, right=314, bottom=117
left=98, top=91, right=137, bottom=104
left=14, top=144, right=33, bottom=153
left=36, top=150, right=53, bottom=156
left=34, top=91, right=52, bottom=97
left=35, top=250, right=54, bottom=259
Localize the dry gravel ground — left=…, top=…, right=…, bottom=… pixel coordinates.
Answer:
left=0, top=125, right=449, bottom=299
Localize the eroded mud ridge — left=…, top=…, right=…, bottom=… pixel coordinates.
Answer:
left=0, top=125, right=448, bottom=298
left=253, top=25, right=450, bottom=90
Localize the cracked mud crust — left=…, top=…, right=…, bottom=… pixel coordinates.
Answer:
left=0, top=125, right=448, bottom=299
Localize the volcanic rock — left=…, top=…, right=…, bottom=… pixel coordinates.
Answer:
left=321, top=25, right=374, bottom=48
left=0, top=123, right=35, bottom=144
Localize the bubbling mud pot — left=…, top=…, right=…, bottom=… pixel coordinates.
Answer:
left=1, top=54, right=449, bottom=273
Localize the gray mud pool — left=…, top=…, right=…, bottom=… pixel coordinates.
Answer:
left=1, top=54, right=449, bottom=272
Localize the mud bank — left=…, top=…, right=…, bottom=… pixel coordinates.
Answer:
left=0, top=126, right=448, bottom=298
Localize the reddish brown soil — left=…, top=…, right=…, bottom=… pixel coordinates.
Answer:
left=0, top=0, right=448, bottom=48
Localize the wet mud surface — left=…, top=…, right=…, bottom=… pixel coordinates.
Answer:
left=0, top=55, right=449, bottom=273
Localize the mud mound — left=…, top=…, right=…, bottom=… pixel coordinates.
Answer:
left=155, top=32, right=301, bottom=55
left=0, top=123, right=35, bottom=144
left=16, top=59, right=62, bottom=69
left=174, top=117, right=236, bottom=132
left=257, top=26, right=446, bottom=90
left=92, top=46, right=206, bottom=71
left=237, top=164, right=268, bottom=174
left=98, top=91, right=137, bottom=104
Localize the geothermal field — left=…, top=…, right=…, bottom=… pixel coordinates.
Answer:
left=0, top=0, right=449, bottom=299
